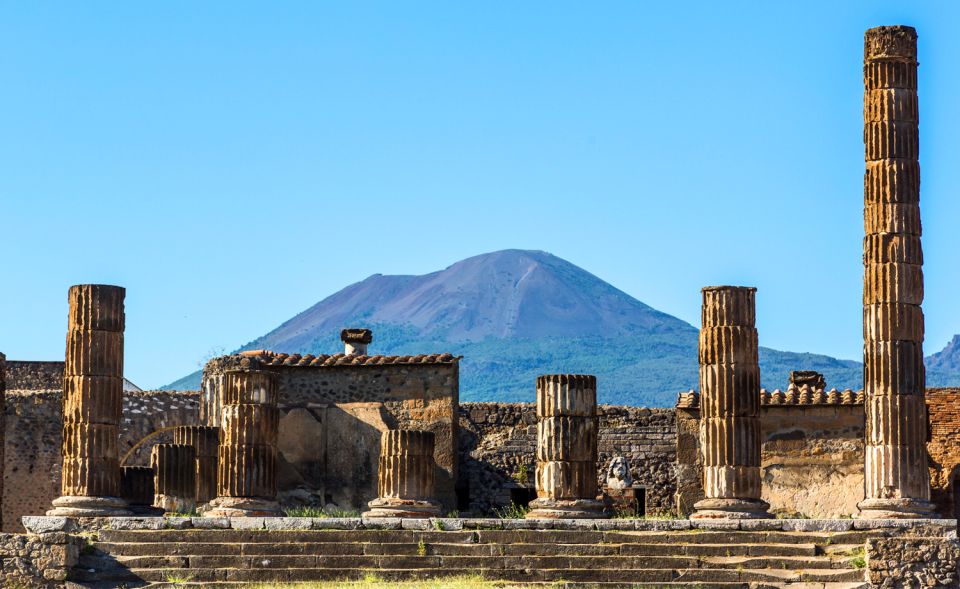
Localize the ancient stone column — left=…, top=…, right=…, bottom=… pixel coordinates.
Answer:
left=859, top=25, right=934, bottom=518
left=691, top=286, right=770, bottom=519
left=365, top=430, right=442, bottom=518
left=120, top=466, right=155, bottom=510
left=173, top=425, right=220, bottom=504
left=206, top=369, right=281, bottom=516
left=152, top=444, right=197, bottom=513
left=526, top=374, right=605, bottom=519
left=49, top=284, right=130, bottom=516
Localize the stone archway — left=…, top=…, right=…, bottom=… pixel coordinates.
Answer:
left=121, top=426, right=182, bottom=466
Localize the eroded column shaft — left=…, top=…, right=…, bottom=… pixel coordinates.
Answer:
left=206, top=368, right=280, bottom=516
left=173, top=425, right=220, bottom=504
left=50, top=285, right=130, bottom=516
left=377, top=430, right=436, bottom=500
left=152, top=444, right=196, bottom=513
left=692, top=286, right=768, bottom=519
left=860, top=25, right=932, bottom=516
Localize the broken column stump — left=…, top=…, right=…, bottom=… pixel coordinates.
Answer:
left=152, top=443, right=197, bottom=514
left=49, top=284, right=130, bottom=516
left=858, top=25, right=934, bottom=518
left=691, top=286, right=770, bottom=519
left=526, top=374, right=606, bottom=519
left=365, top=430, right=442, bottom=518
left=206, top=368, right=281, bottom=516
left=120, top=466, right=159, bottom=515
left=173, top=425, right=220, bottom=505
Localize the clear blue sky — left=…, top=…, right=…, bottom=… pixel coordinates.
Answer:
left=2, top=2, right=958, bottom=388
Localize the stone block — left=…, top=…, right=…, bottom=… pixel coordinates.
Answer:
left=22, top=516, right=75, bottom=534
left=361, top=517, right=402, bottom=529
left=312, top=518, right=361, bottom=530
left=191, top=517, right=231, bottom=529
left=430, top=518, right=464, bottom=531
left=634, top=519, right=692, bottom=531
left=104, top=517, right=167, bottom=530
left=737, top=518, right=783, bottom=531
left=230, top=517, right=266, bottom=529
left=691, top=519, right=740, bottom=530
left=401, top=518, right=431, bottom=530
left=781, top=519, right=853, bottom=532
left=264, top=517, right=313, bottom=530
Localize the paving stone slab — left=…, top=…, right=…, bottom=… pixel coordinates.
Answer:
left=263, top=517, right=313, bottom=530
left=313, top=517, right=362, bottom=530
left=22, top=515, right=76, bottom=533
left=229, top=517, right=266, bottom=530
left=361, top=517, right=402, bottom=529
left=781, top=519, right=854, bottom=532
left=190, top=517, right=230, bottom=529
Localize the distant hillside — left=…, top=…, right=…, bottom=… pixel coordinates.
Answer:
left=165, top=249, right=960, bottom=406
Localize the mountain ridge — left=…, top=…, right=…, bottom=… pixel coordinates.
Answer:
left=165, top=249, right=960, bottom=405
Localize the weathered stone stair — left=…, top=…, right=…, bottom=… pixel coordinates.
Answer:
left=71, top=528, right=870, bottom=588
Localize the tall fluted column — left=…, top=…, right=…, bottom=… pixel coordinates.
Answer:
left=365, top=430, right=442, bottom=517
left=526, top=374, right=605, bottom=519
left=152, top=444, right=196, bottom=513
left=691, top=286, right=770, bottom=519
left=859, top=25, right=933, bottom=518
left=174, top=426, right=220, bottom=504
left=206, top=369, right=281, bottom=516
left=49, top=285, right=130, bottom=516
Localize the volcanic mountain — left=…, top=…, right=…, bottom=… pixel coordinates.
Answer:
left=166, top=249, right=958, bottom=405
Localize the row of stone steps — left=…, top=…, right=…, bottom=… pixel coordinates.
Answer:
left=72, top=528, right=868, bottom=587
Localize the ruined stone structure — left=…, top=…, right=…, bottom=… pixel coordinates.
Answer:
left=201, top=348, right=460, bottom=512
left=172, top=425, right=219, bottom=504
left=691, top=286, right=769, bottom=519
left=677, top=386, right=866, bottom=518
left=365, top=430, right=441, bottom=517
left=151, top=443, right=196, bottom=513
left=206, top=368, right=281, bottom=516
left=526, top=374, right=605, bottom=519
left=860, top=25, right=934, bottom=519
left=48, top=285, right=130, bottom=516
left=925, top=388, right=960, bottom=518
left=120, top=466, right=155, bottom=510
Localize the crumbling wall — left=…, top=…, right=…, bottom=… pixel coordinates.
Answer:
left=2, top=389, right=200, bottom=533
left=0, top=531, right=81, bottom=588
left=457, top=403, right=676, bottom=515
left=926, top=388, right=960, bottom=518
left=760, top=405, right=864, bottom=518
left=675, top=400, right=865, bottom=518
left=5, top=361, right=62, bottom=392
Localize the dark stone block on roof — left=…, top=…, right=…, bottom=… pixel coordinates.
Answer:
left=340, top=328, right=373, bottom=344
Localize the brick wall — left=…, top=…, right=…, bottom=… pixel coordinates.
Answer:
left=926, top=388, right=960, bottom=517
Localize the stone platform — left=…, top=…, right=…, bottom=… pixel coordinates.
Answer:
left=15, top=516, right=959, bottom=588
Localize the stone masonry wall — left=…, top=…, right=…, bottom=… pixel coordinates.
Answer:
left=458, top=403, right=676, bottom=515
left=867, top=536, right=960, bottom=588
left=5, top=361, right=62, bottom=392
left=3, top=389, right=200, bottom=533
left=0, top=531, right=81, bottom=588
left=926, top=388, right=960, bottom=519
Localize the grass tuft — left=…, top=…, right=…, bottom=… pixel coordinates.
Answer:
left=492, top=502, right=529, bottom=519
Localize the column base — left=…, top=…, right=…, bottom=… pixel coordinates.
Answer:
left=47, top=496, right=131, bottom=517
left=525, top=498, right=608, bottom=520
left=364, top=497, right=442, bottom=518
left=204, top=497, right=282, bottom=517
left=857, top=497, right=936, bottom=519
left=690, top=498, right=772, bottom=520
left=154, top=494, right=196, bottom=514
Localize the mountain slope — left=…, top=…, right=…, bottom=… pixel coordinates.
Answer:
left=164, top=249, right=960, bottom=406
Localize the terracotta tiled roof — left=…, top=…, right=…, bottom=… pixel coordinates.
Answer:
left=676, top=384, right=865, bottom=409
left=237, top=350, right=460, bottom=367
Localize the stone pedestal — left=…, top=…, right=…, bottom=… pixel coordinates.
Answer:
left=173, top=425, right=220, bottom=504
left=49, top=285, right=130, bottom=516
left=691, top=287, right=770, bottom=519
left=859, top=25, right=934, bottom=519
left=152, top=444, right=197, bottom=513
left=365, top=430, right=442, bottom=518
left=526, top=374, right=605, bottom=519
left=206, top=369, right=281, bottom=516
